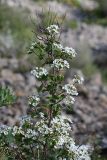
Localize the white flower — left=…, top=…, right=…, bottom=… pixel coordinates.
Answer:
left=56, top=135, right=66, bottom=146
left=0, top=125, right=11, bottom=135
left=30, top=42, right=37, bottom=50
left=46, top=24, right=59, bottom=35
left=19, top=115, right=32, bottom=126
left=74, top=145, right=91, bottom=160
left=28, top=42, right=37, bottom=54
left=29, top=95, right=40, bottom=107
left=53, top=43, right=63, bottom=51
left=39, top=112, right=45, bottom=118
left=25, top=129, right=38, bottom=138
left=51, top=59, right=69, bottom=70
left=62, top=84, right=78, bottom=96
left=31, top=67, right=48, bottom=79
left=12, top=126, right=24, bottom=136
left=64, top=95, right=75, bottom=105
left=53, top=43, right=77, bottom=58
left=63, top=47, right=77, bottom=57
left=73, top=74, right=84, bottom=84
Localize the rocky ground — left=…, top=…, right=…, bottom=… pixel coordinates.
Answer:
left=0, top=0, right=107, bottom=153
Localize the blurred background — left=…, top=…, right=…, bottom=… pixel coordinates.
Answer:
left=0, top=0, right=107, bottom=159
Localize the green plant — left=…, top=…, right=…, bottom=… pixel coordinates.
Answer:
left=0, top=22, right=91, bottom=159
left=95, top=0, right=107, bottom=16
left=0, top=86, right=15, bottom=107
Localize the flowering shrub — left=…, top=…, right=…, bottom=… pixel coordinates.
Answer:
left=0, top=24, right=91, bottom=160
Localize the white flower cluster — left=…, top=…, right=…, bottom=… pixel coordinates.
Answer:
left=51, top=115, right=72, bottom=135
left=64, top=95, right=75, bottom=105
left=31, top=67, right=48, bottom=79
left=46, top=25, right=59, bottom=35
left=73, top=74, right=84, bottom=84
left=12, top=126, right=38, bottom=139
left=0, top=125, right=11, bottom=135
left=19, top=115, right=31, bottom=126
left=62, top=84, right=78, bottom=105
left=53, top=43, right=63, bottom=50
left=55, top=134, right=91, bottom=160
left=4, top=116, right=37, bottom=140
left=24, top=129, right=38, bottom=139
left=35, top=121, right=51, bottom=136
left=29, top=95, right=40, bottom=107
left=51, top=59, right=69, bottom=70
left=50, top=116, right=90, bottom=160
left=53, top=116, right=73, bottom=149
left=62, top=84, right=78, bottom=96
left=53, top=43, right=77, bottom=57
left=33, top=115, right=72, bottom=143
left=63, top=46, right=77, bottom=57
left=74, top=145, right=91, bottom=160
left=0, top=115, right=91, bottom=160
left=12, top=126, right=24, bottom=136
left=61, top=142, right=91, bottom=160
left=30, top=42, right=37, bottom=50
left=27, top=42, right=37, bottom=54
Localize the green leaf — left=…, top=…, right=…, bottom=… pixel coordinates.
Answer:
left=0, top=86, right=16, bottom=107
